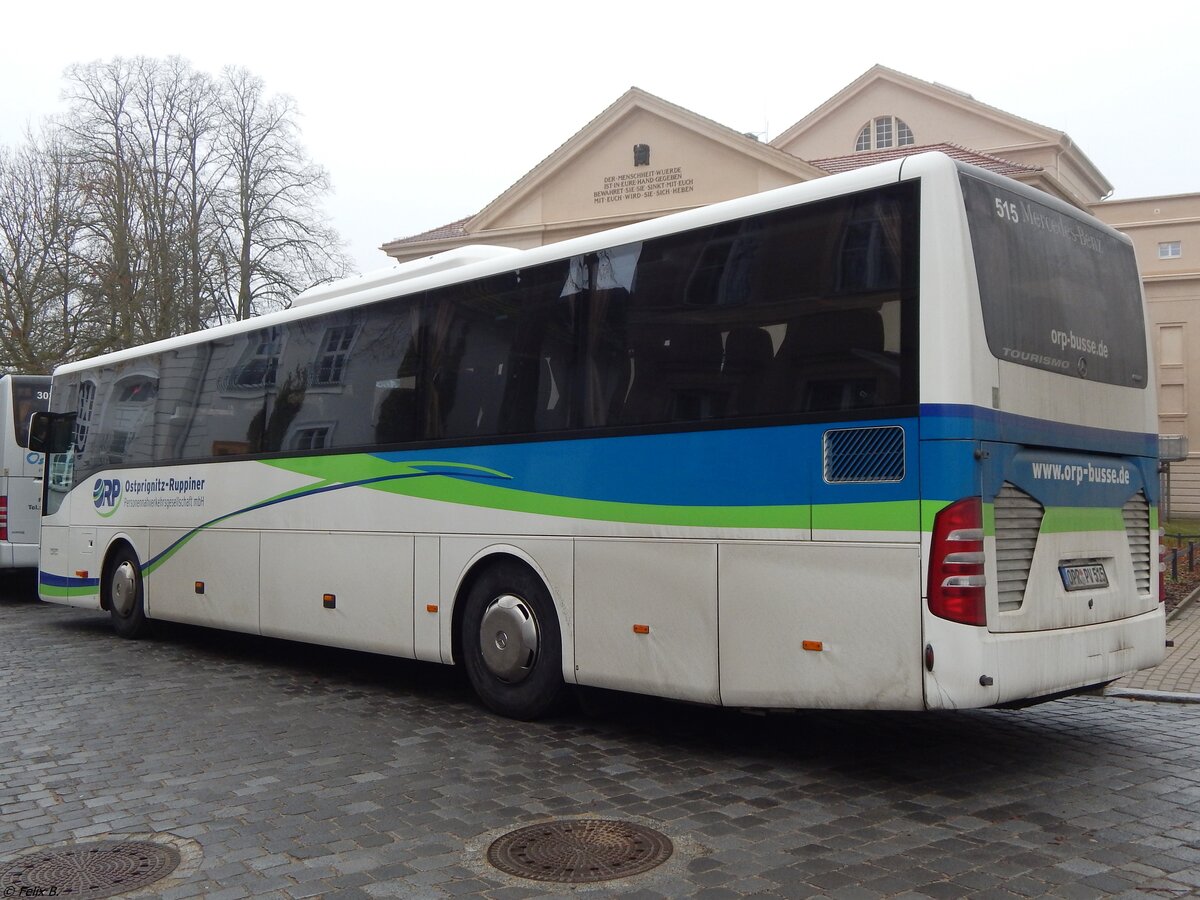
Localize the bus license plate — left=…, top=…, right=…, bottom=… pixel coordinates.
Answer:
left=1059, top=563, right=1108, bottom=592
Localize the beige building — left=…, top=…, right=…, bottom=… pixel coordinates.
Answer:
left=1090, top=194, right=1200, bottom=514
left=383, top=65, right=1200, bottom=516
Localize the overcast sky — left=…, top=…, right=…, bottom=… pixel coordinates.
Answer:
left=2, top=1, right=1195, bottom=275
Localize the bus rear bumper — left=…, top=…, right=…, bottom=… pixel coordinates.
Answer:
left=924, top=605, right=1167, bottom=710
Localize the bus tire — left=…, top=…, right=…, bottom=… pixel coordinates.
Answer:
left=106, top=546, right=151, bottom=639
left=461, top=560, right=566, bottom=720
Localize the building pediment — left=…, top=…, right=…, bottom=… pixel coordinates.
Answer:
left=468, top=87, right=825, bottom=235
left=771, top=65, right=1109, bottom=204
left=773, top=64, right=1060, bottom=159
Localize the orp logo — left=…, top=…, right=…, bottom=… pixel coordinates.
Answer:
left=93, top=478, right=122, bottom=517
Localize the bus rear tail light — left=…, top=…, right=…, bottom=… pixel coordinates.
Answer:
left=0, top=496, right=7, bottom=542
left=928, top=497, right=986, bottom=626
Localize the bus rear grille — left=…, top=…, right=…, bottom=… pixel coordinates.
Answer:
left=994, top=483, right=1043, bottom=613
left=1123, top=490, right=1151, bottom=596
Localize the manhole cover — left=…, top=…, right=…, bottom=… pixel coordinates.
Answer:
left=487, top=818, right=673, bottom=883
left=0, top=838, right=182, bottom=899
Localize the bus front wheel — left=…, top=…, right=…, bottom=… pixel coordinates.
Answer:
left=106, top=546, right=150, bottom=639
left=461, top=561, right=566, bottom=720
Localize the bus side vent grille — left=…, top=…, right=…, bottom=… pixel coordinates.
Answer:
left=822, top=426, right=905, bottom=483
left=994, top=483, right=1043, bottom=613
left=1123, top=490, right=1151, bottom=595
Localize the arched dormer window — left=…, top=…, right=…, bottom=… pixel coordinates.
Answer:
left=854, top=116, right=915, bottom=152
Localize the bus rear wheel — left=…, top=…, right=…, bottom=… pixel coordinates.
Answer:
left=106, top=546, right=150, bottom=639
left=461, top=561, right=566, bottom=720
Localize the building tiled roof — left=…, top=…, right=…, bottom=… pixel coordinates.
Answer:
left=809, top=142, right=1041, bottom=178
left=387, top=215, right=471, bottom=246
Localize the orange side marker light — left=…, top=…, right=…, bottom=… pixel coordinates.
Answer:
left=802, top=640, right=824, bottom=652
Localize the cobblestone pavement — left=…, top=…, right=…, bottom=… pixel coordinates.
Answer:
left=2, top=577, right=1200, bottom=899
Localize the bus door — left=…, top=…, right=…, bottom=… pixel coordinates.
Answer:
left=1, top=376, right=51, bottom=567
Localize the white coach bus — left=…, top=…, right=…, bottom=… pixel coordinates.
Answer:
left=30, top=152, right=1165, bottom=718
left=0, top=374, right=51, bottom=570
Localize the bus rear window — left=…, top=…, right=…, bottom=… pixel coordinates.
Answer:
left=960, top=173, right=1147, bottom=389
left=11, top=377, right=51, bottom=448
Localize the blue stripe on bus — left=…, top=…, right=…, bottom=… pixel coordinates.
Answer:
left=363, top=408, right=1154, bottom=509
left=920, top=403, right=1157, bottom=458
left=39, top=571, right=100, bottom=588
left=371, top=418, right=922, bottom=508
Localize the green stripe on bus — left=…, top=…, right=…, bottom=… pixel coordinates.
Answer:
left=261, top=458, right=1151, bottom=534
left=371, top=474, right=811, bottom=528
left=1039, top=506, right=1127, bottom=534
left=39, top=584, right=96, bottom=599
left=262, top=457, right=929, bottom=531
left=810, top=501, right=921, bottom=532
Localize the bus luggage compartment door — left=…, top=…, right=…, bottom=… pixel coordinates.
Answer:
left=718, top=542, right=923, bottom=709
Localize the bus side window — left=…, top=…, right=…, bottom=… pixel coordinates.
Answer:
left=766, top=308, right=889, bottom=412
left=720, top=327, right=775, bottom=417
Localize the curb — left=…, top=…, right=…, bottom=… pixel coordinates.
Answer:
left=1103, top=687, right=1200, bottom=705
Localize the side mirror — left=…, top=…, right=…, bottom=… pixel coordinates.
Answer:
left=28, top=411, right=76, bottom=454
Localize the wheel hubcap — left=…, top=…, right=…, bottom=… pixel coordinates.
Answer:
left=111, top=561, right=137, bottom=617
left=479, top=594, right=539, bottom=682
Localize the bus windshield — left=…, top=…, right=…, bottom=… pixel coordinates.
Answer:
left=10, top=376, right=50, bottom=448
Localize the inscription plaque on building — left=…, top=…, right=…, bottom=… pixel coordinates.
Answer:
left=593, top=166, right=695, bottom=205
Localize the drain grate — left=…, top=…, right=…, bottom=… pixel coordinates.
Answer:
left=0, top=838, right=182, bottom=899
left=487, top=818, right=673, bottom=883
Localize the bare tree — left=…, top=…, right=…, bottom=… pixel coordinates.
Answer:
left=0, top=131, right=95, bottom=372
left=60, top=58, right=144, bottom=348
left=215, top=67, right=348, bottom=323
left=123, top=57, right=227, bottom=339
left=174, top=67, right=228, bottom=333
left=4, top=56, right=351, bottom=371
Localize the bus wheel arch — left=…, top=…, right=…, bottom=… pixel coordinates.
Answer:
left=453, top=553, right=568, bottom=720
left=102, top=540, right=151, bottom=639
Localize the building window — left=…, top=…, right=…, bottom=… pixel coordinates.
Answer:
left=314, top=325, right=357, bottom=385
left=875, top=118, right=893, bottom=149
left=854, top=117, right=915, bottom=152
left=1160, top=241, right=1182, bottom=259
left=116, top=380, right=156, bottom=403
left=855, top=124, right=871, bottom=152
left=232, top=326, right=283, bottom=389
left=290, top=426, right=331, bottom=451
left=75, top=380, right=96, bottom=451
